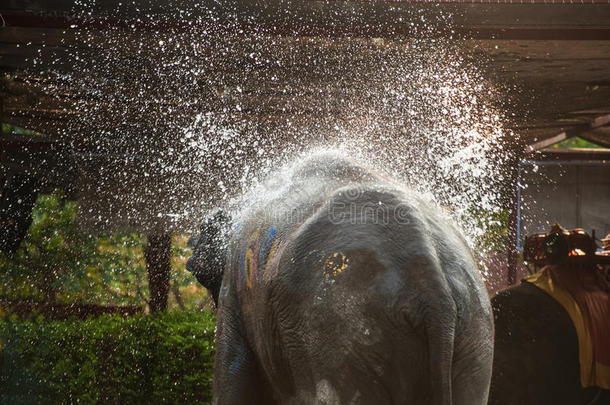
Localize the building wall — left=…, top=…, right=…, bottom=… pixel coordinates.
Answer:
left=519, top=161, right=610, bottom=244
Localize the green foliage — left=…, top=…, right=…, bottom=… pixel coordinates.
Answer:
left=0, top=191, right=209, bottom=310
left=1, top=123, right=40, bottom=136
left=551, top=136, right=605, bottom=149
left=0, top=312, right=216, bottom=404
left=472, top=209, right=510, bottom=253
left=169, top=236, right=212, bottom=311
left=0, top=192, right=103, bottom=303
left=91, top=232, right=149, bottom=307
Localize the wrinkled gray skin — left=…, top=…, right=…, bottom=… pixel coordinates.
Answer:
left=187, top=154, right=493, bottom=405
left=490, top=282, right=610, bottom=405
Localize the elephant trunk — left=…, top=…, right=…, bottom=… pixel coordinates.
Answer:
left=426, top=300, right=456, bottom=405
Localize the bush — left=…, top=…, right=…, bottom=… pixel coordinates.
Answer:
left=0, top=311, right=216, bottom=404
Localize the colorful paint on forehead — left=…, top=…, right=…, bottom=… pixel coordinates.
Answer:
left=244, top=249, right=254, bottom=289
left=259, top=226, right=277, bottom=265
left=246, top=230, right=261, bottom=288
left=262, top=240, right=279, bottom=282
left=234, top=226, right=284, bottom=288
left=267, top=240, right=288, bottom=280
left=251, top=234, right=261, bottom=283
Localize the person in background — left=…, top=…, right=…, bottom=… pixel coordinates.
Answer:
left=601, top=234, right=610, bottom=255
left=599, top=234, right=610, bottom=281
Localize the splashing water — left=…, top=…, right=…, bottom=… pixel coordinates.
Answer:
left=180, top=39, right=512, bottom=256
left=27, top=4, right=515, bottom=273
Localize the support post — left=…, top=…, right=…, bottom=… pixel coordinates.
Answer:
left=0, top=174, right=39, bottom=253
left=506, top=156, right=522, bottom=286
left=145, top=233, right=172, bottom=312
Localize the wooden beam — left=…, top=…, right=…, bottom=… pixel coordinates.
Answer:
left=580, top=126, right=610, bottom=148
left=524, top=132, right=570, bottom=154
left=524, top=113, right=610, bottom=153
left=506, top=149, right=524, bottom=287
left=533, top=148, right=610, bottom=161
left=3, top=2, right=610, bottom=40
left=590, top=114, right=610, bottom=128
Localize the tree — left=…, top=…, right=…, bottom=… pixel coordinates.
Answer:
left=144, top=233, right=171, bottom=312
left=0, top=190, right=148, bottom=305
left=0, top=190, right=209, bottom=311
left=0, top=191, right=98, bottom=302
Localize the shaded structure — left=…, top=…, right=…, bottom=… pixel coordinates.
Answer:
left=1, top=0, right=610, bottom=300
left=500, top=146, right=610, bottom=286
left=520, top=148, right=610, bottom=240
left=2, top=1, right=610, bottom=144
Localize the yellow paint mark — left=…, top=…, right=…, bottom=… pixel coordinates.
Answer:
left=325, top=252, right=348, bottom=279
left=245, top=248, right=254, bottom=288
left=243, top=229, right=260, bottom=289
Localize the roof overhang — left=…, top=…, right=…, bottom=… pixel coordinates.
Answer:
left=3, top=1, right=610, bottom=40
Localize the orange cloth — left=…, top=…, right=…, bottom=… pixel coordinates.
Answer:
left=526, top=265, right=610, bottom=389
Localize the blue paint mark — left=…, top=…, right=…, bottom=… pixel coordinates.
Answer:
left=229, top=344, right=246, bottom=375
left=220, top=284, right=229, bottom=297
left=259, top=226, right=277, bottom=267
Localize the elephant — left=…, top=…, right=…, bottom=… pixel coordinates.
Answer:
left=187, top=153, right=493, bottom=405
left=489, top=281, right=610, bottom=405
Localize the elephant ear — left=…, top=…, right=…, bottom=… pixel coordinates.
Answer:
left=186, top=208, right=231, bottom=306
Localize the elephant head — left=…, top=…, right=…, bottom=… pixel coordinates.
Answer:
left=186, top=208, right=231, bottom=306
